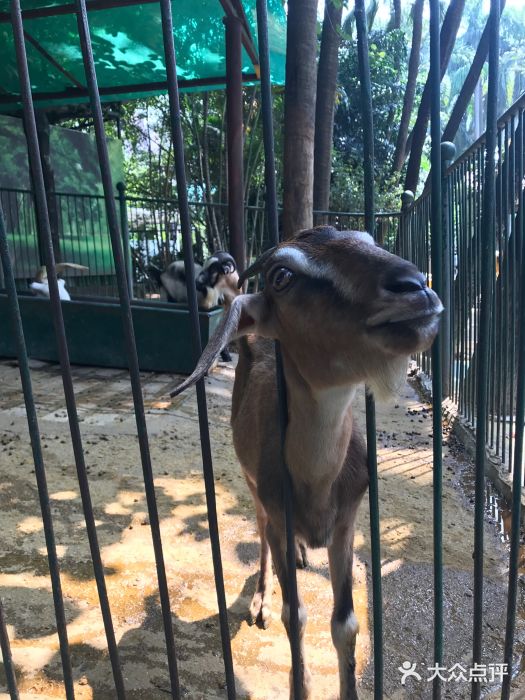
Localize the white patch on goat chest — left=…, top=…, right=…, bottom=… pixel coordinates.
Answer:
left=285, top=385, right=356, bottom=490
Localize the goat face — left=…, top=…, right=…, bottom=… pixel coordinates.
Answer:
left=196, top=251, right=239, bottom=308
left=171, top=226, right=442, bottom=400
left=261, top=227, right=442, bottom=389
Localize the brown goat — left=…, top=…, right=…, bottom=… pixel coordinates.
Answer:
left=172, top=226, right=443, bottom=699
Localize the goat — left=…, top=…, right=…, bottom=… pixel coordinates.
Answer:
left=30, top=263, right=89, bottom=301
left=149, top=251, right=239, bottom=361
left=148, top=251, right=239, bottom=309
left=171, top=226, right=443, bottom=699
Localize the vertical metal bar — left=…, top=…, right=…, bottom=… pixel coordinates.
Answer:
left=0, top=599, right=19, bottom=700
left=355, top=1, right=383, bottom=696
left=9, top=3, right=126, bottom=695
left=471, top=155, right=477, bottom=427
left=502, top=121, right=510, bottom=468
left=506, top=119, right=514, bottom=469
left=255, top=3, right=301, bottom=696
left=501, top=108, right=525, bottom=700
left=448, top=171, right=455, bottom=401
left=441, top=143, right=455, bottom=398
left=0, top=206, right=75, bottom=699
left=256, top=0, right=279, bottom=242
left=496, top=129, right=504, bottom=457
left=73, top=2, right=187, bottom=697
left=224, top=14, right=246, bottom=274
left=472, top=2, right=499, bottom=695
left=117, top=181, right=133, bottom=298
left=158, top=0, right=236, bottom=696
left=429, top=0, right=444, bottom=693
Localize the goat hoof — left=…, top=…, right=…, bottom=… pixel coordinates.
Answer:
left=248, top=593, right=272, bottom=629
left=220, top=348, right=232, bottom=362
left=295, top=539, right=309, bottom=569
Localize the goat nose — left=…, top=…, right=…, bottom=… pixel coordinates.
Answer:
left=384, top=272, right=426, bottom=295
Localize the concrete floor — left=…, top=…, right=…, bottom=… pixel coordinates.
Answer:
left=0, top=357, right=523, bottom=699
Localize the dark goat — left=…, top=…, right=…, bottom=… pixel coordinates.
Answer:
left=149, top=251, right=240, bottom=361
left=148, top=251, right=239, bottom=309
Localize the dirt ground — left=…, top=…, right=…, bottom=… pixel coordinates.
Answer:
left=0, top=355, right=524, bottom=699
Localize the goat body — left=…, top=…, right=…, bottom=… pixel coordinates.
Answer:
left=30, top=263, right=89, bottom=301
left=172, top=227, right=443, bottom=699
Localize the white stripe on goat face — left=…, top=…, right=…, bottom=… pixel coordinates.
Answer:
left=269, top=243, right=368, bottom=301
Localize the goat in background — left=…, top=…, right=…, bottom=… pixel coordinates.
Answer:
left=172, top=226, right=443, bottom=699
left=30, top=262, right=89, bottom=301
left=148, top=251, right=239, bottom=309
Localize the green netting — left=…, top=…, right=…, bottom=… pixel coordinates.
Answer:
left=0, top=0, right=286, bottom=111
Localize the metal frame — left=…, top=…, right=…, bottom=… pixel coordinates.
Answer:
left=0, top=0, right=259, bottom=94
left=1, top=1, right=522, bottom=699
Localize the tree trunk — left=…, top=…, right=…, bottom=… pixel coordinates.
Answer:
left=404, top=0, right=466, bottom=194
left=282, top=0, right=319, bottom=240
left=313, top=0, right=343, bottom=222
left=391, top=0, right=424, bottom=174
left=35, top=110, right=61, bottom=263
left=387, top=0, right=402, bottom=31
left=441, top=0, right=506, bottom=145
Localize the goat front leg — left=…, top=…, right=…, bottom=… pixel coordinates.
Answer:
left=328, top=522, right=359, bottom=700
left=244, top=476, right=273, bottom=629
left=267, top=522, right=312, bottom=700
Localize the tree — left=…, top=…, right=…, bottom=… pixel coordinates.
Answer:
left=282, top=0, right=319, bottom=239
left=333, top=26, right=408, bottom=211
left=391, top=0, right=424, bottom=174
left=403, top=0, right=467, bottom=193
left=313, top=0, right=344, bottom=219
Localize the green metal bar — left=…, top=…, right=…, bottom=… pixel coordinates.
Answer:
left=509, top=114, right=517, bottom=476
left=501, top=105, right=525, bottom=700
left=472, top=1, right=499, bottom=695
left=429, top=0, right=444, bottom=694
left=117, top=182, right=133, bottom=298
left=0, top=598, right=19, bottom=700
left=441, top=142, right=455, bottom=398
left=496, top=129, right=504, bottom=457
left=354, top=1, right=383, bottom=696
left=502, top=120, right=510, bottom=467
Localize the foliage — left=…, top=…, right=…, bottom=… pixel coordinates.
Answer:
left=333, top=27, right=410, bottom=210
left=34, top=0, right=525, bottom=239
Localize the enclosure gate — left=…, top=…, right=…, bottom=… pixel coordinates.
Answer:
left=0, top=1, right=522, bottom=700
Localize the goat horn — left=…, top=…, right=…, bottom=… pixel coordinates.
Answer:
left=169, top=295, right=244, bottom=397
left=55, top=263, right=89, bottom=274
left=237, top=246, right=277, bottom=288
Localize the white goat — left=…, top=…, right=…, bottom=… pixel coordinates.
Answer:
left=172, top=226, right=442, bottom=699
left=30, top=263, right=89, bottom=301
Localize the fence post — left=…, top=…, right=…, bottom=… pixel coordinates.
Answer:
left=116, top=181, right=132, bottom=298
left=441, top=142, right=455, bottom=398
left=399, top=190, right=414, bottom=258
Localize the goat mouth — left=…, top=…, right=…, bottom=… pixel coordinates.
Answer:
left=366, top=289, right=444, bottom=329
left=367, top=306, right=443, bottom=329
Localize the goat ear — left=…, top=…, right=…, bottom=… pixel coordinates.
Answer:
left=170, top=293, right=271, bottom=397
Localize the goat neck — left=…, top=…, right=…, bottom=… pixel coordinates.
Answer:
left=280, top=345, right=356, bottom=496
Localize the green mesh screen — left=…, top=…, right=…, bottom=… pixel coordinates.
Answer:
left=0, top=0, right=286, bottom=110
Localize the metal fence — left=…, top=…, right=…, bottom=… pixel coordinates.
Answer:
left=0, top=186, right=401, bottom=298
left=401, top=90, right=525, bottom=483
left=0, top=0, right=522, bottom=699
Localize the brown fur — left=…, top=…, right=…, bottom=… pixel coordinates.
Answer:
left=171, top=227, right=443, bottom=699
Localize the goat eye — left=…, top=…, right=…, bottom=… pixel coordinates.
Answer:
left=271, top=267, right=294, bottom=292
